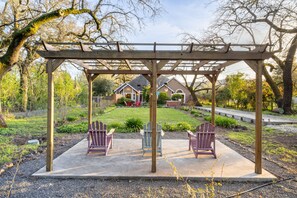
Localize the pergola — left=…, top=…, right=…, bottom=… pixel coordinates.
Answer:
left=37, top=42, right=272, bottom=174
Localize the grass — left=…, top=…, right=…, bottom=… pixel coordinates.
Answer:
left=227, top=126, right=297, bottom=164
left=94, top=107, right=200, bottom=128
left=263, top=141, right=297, bottom=163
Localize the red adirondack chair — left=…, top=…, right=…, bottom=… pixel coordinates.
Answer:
left=87, top=121, right=115, bottom=156
left=187, top=123, right=216, bottom=158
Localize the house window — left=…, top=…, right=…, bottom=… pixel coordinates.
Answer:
left=175, top=89, right=185, bottom=103
left=126, top=94, right=131, bottom=99
left=132, top=94, right=136, bottom=101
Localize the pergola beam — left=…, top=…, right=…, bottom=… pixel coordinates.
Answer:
left=86, top=69, right=215, bottom=75
left=141, top=60, right=152, bottom=71
left=116, top=42, right=132, bottom=70
left=67, top=59, right=91, bottom=70
left=37, top=50, right=273, bottom=61
left=46, top=59, right=65, bottom=72
left=157, top=60, right=169, bottom=71
left=170, top=60, right=182, bottom=71
left=192, top=61, right=209, bottom=71
left=97, top=59, right=112, bottom=70
left=213, top=61, right=239, bottom=71
left=192, top=44, right=232, bottom=71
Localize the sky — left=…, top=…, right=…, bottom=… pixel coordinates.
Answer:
left=127, top=0, right=217, bottom=43
left=126, top=0, right=256, bottom=81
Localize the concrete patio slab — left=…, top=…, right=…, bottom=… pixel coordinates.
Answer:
left=33, top=139, right=276, bottom=182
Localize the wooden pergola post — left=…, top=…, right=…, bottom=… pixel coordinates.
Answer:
left=211, top=75, right=216, bottom=125
left=87, top=74, right=99, bottom=126
left=255, top=61, right=263, bottom=174
left=151, top=61, right=157, bottom=173
left=245, top=60, right=264, bottom=174
left=87, top=74, right=93, bottom=126
left=46, top=59, right=64, bottom=172
left=205, top=74, right=218, bottom=125
left=46, top=60, right=54, bottom=172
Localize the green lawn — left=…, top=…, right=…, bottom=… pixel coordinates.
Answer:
left=0, top=107, right=199, bottom=166
left=94, top=107, right=200, bottom=127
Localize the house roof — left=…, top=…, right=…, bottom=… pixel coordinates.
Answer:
left=114, top=83, right=140, bottom=93
left=127, top=75, right=170, bottom=91
left=157, top=84, right=175, bottom=92
left=114, top=75, right=191, bottom=93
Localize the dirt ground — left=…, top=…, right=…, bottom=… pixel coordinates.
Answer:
left=0, top=129, right=296, bottom=198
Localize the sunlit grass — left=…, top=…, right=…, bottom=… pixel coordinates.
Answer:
left=93, top=107, right=200, bottom=127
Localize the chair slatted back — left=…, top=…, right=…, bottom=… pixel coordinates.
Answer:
left=89, top=121, right=107, bottom=147
left=143, top=122, right=162, bottom=148
left=196, top=123, right=215, bottom=149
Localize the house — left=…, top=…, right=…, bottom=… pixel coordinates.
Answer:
left=114, top=75, right=191, bottom=104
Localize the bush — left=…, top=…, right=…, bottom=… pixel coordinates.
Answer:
left=176, top=122, right=192, bottom=131
left=57, top=122, right=88, bottom=133
left=162, top=122, right=192, bottom=131
left=180, top=106, right=190, bottom=111
left=162, top=123, right=177, bottom=131
left=66, top=116, right=78, bottom=122
left=172, top=93, right=183, bottom=101
left=125, top=118, right=143, bottom=132
left=79, top=112, right=87, bottom=117
left=204, top=115, right=237, bottom=128
left=117, top=97, right=132, bottom=105
left=190, top=110, right=197, bottom=114
left=157, top=92, right=170, bottom=104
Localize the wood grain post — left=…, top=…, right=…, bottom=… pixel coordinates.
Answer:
left=151, top=61, right=157, bottom=173
left=46, top=61, right=54, bottom=172
left=88, top=75, right=93, bottom=126
left=255, top=61, right=263, bottom=174
left=211, top=75, right=216, bottom=126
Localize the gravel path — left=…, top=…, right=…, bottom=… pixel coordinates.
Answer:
left=266, top=124, right=297, bottom=133
left=196, top=107, right=297, bottom=124
left=0, top=132, right=296, bottom=198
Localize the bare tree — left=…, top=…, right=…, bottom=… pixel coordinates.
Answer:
left=210, top=0, right=297, bottom=114
left=0, top=0, right=161, bottom=125
left=180, top=75, right=211, bottom=106
left=0, top=0, right=161, bottom=79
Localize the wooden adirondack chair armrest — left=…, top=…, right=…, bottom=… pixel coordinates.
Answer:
left=107, top=128, right=115, bottom=136
left=187, top=130, right=195, bottom=138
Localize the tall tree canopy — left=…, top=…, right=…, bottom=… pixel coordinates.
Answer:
left=209, top=0, right=297, bottom=114
left=0, top=0, right=161, bottom=79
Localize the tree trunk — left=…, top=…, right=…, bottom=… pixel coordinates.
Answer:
left=0, top=8, right=91, bottom=80
left=282, top=34, right=297, bottom=114
left=189, top=90, right=202, bottom=106
left=0, top=114, right=7, bottom=128
left=19, top=64, right=29, bottom=112
left=262, top=66, right=282, bottom=107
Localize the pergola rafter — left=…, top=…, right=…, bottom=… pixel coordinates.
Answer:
left=37, top=42, right=272, bottom=175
